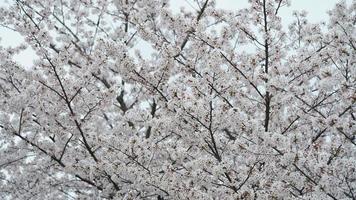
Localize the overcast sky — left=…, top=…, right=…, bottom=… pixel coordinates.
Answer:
left=0, top=0, right=345, bottom=67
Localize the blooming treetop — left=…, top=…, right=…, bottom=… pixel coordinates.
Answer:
left=0, top=0, right=355, bottom=199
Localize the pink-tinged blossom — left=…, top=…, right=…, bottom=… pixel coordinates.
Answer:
left=0, top=0, right=355, bottom=199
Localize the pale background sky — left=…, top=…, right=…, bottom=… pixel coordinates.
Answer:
left=0, top=0, right=347, bottom=68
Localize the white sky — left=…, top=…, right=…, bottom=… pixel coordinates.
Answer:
left=0, top=0, right=346, bottom=67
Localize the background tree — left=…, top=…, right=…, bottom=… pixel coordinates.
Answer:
left=0, top=0, right=355, bottom=199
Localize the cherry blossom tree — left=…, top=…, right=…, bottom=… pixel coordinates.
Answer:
left=0, top=0, right=354, bottom=199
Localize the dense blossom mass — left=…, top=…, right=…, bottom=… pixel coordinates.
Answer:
left=0, top=0, right=355, bottom=199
